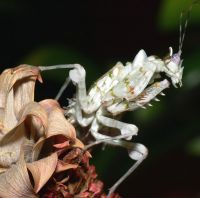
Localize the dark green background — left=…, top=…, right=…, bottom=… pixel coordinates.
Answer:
left=0, top=0, right=200, bottom=197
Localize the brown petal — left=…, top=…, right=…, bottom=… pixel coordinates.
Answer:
left=0, top=123, right=25, bottom=168
left=46, top=107, right=76, bottom=139
left=0, top=68, right=13, bottom=108
left=89, top=181, right=103, bottom=196
left=17, top=102, right=49, bottom=161
left=56, top=160, right=78, bottom=173
left=32, top=106, right=76, bottom=160
left=53, top=140, right=70, bottom=149
left=0, top=102, right=48, bottom=168
left=39, top=99, right=61, bottom=114
left=23, top=138, right=35, bottom=163
left=62, top=147, right=82, bottom=162
left=0, top=65, right=42, bottom=134
left=73, top=138, right=85, bottom=149
left=0, top=68, right=16, bottom=133
left=0, top=153, right=37, bottom=198
left=0, top=166, right=7, bottom=174
left=18, top=101, right=48, bottom=138
left=27, top=153, right=58, bottom=193
left=11, top=65, right=42, bottom=117
left=0, top=88, right=18, bottom=134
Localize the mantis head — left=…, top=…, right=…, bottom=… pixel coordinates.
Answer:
left=163, top=6, right=193, bottom=88
left=164, top=47, right=184, bottom=87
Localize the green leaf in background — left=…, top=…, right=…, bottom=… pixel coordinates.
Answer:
left=183, top=48, right=200, bottom=89
left=186, top=136, right=200, bottom=156
left=133, top=101, right=166, bottom=124
left=158, top=0, right=200, bottom=31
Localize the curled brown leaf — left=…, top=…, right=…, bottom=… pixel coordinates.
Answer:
left=27, top=153, right=58, bottom=193
left=0, top=153, right=37, bottom=198
left=0, top=65, right=42, bottom=135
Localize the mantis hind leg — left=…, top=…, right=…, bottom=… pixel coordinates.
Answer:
left=86, top=122, right=148, bottom=197
left=107, top=141, right=148, bottom=197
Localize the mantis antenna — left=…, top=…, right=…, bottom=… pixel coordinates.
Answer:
left=179, top=0, right=199, bottom=54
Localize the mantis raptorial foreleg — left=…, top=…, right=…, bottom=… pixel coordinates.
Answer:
left=74, top=100, right=94, bottom=127
left=107, top=79, right=170, bottom=115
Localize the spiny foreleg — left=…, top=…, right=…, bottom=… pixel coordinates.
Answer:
left=107, top=79, right=170, bottom=115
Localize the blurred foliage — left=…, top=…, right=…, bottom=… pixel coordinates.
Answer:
left=184, top=50, right=200, bottom=89
left=186, top=137, right=200, bottom=156
left=132, top=97, right=167, bottom=124
left=158, top=0, right=200, bottom=30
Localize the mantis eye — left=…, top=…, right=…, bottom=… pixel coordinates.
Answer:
left=171, top=53, right=181, bottom=66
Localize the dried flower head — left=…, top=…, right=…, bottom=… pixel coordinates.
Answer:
left=0, top=65, right=120, bottom=198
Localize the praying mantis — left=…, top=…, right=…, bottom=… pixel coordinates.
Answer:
left=38, top=7, right=193, bottom=197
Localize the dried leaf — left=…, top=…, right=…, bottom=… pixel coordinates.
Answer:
left=32, top=106, right=77, bottom=161
left=0, top=65, right=42, bottom=134
left=0, top=153, right=37, bottom=198
left=11, top=65, right=42, bottom=117
left=18, top=101, right=48, bottom=139
left=46, top=107, right=76, bottom=139
left=0, top=101, right=49, bottom=168
left=39, top=99, right=61, bottom=113
left=53, top=140, right=70, bottom=149
left=27, top=153, right=58, bottom=193
left=62, top=148, right=82, bottom=162
left=73, top=138, right=85, bottom=149
left=0, top=166, right=7, bottom=173
left=56, top=160, right=78, bottom=172
left=88, top=181, right=103, bottom=196
left=0, top=123, right=25, bottom=169
left=23, top=138, right=35, bottom=163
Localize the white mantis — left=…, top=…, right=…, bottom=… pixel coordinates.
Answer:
left=39, top=9, right=190, bottom=197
